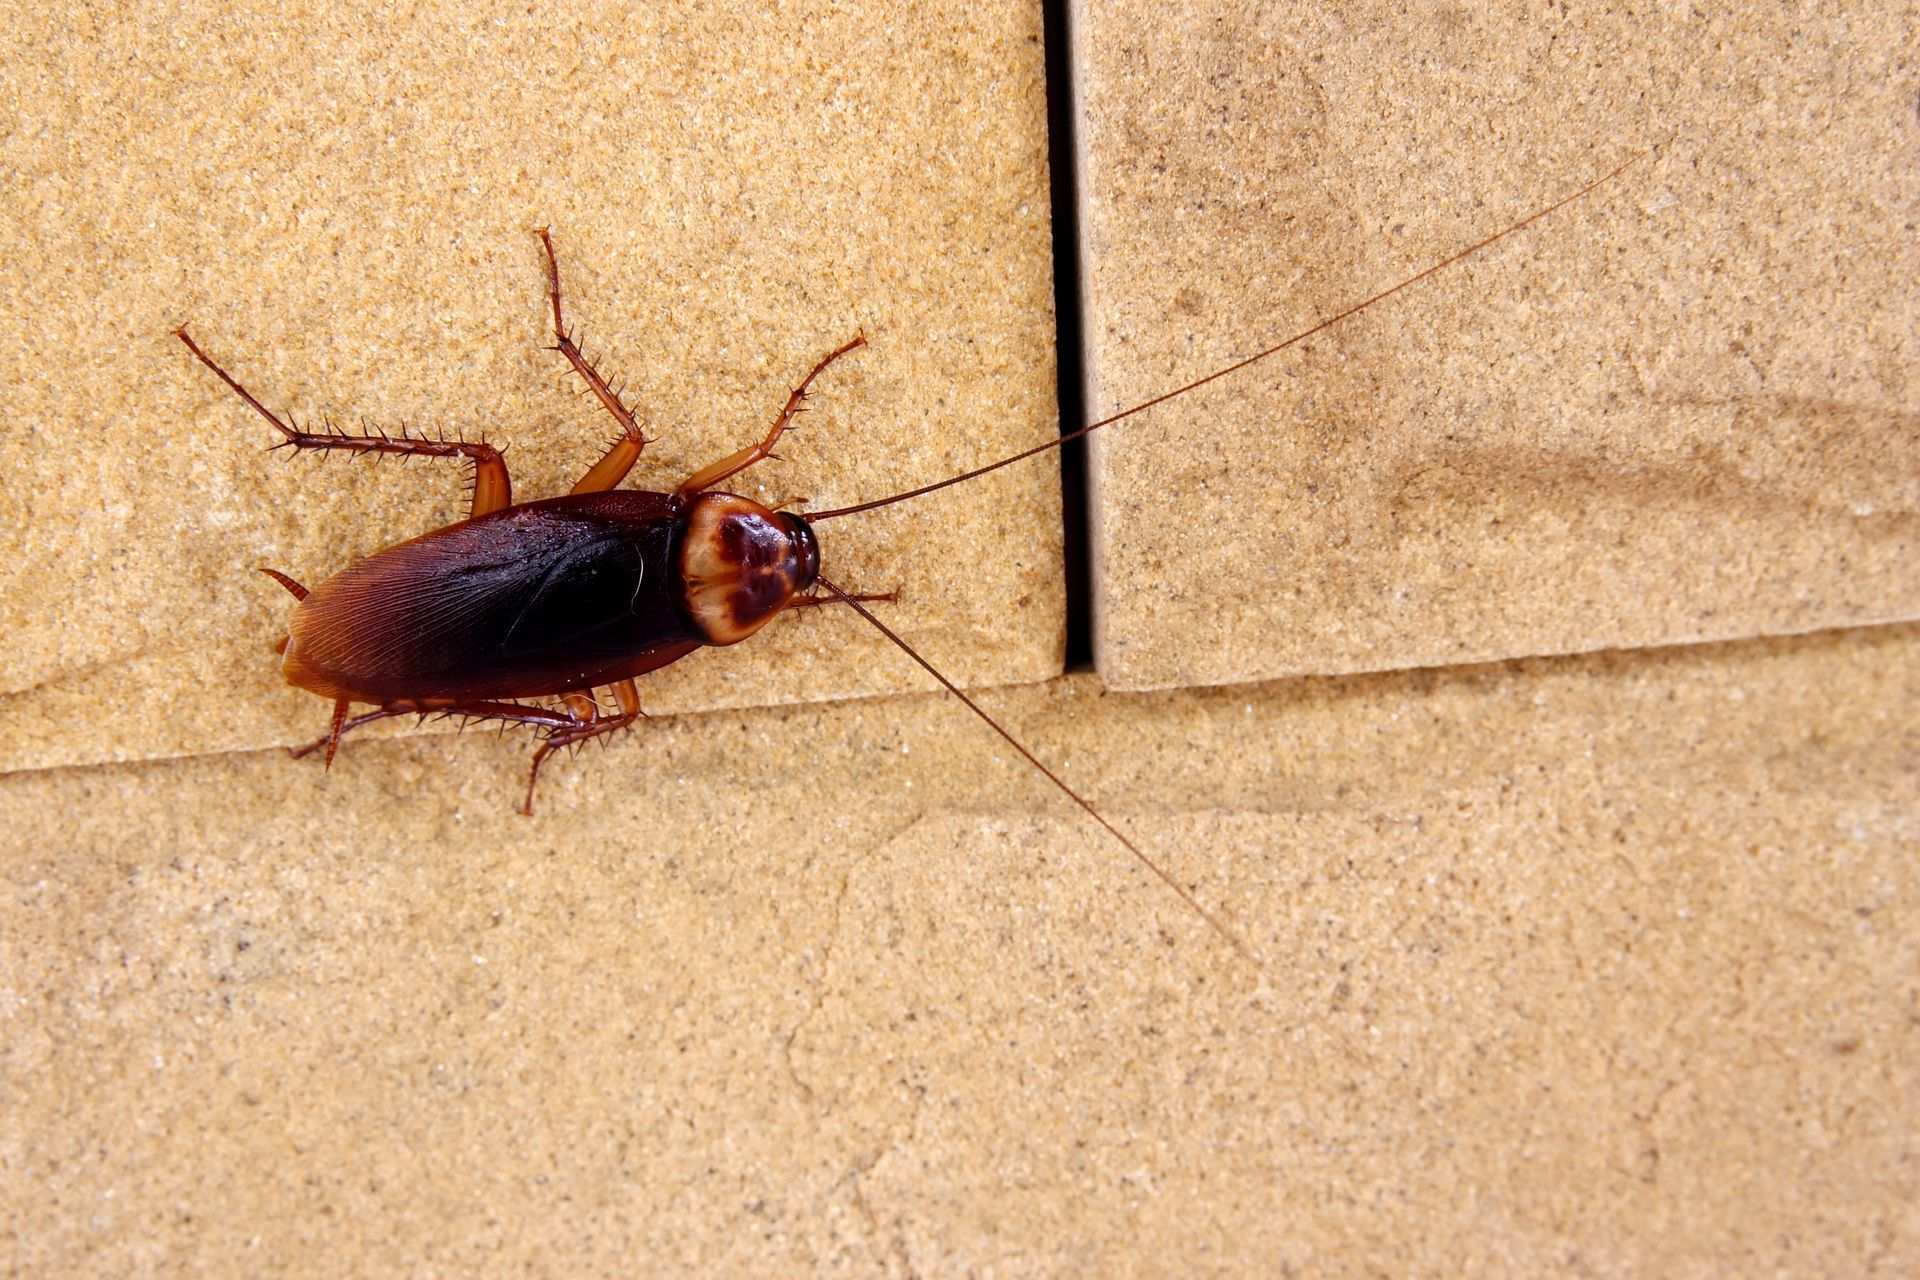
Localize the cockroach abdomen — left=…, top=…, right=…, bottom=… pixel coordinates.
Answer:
left=282, top=491, right=696, bottom=703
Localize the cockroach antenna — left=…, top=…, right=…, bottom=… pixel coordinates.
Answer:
left=817, top=575, right=1259, bottom=963
left=804, top=148, right=1653, bottom=523
left=791, top=148, right=1654, bottom=963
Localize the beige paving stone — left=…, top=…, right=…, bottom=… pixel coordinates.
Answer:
left=0, top=1, right=1061, bottom=773
left=3, top=625, right=1915, bottom=1275
left=1075, top=1, right=1918, bottom=688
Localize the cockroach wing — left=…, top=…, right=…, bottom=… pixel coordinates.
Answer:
left=282, top=490, right=700, bottom=704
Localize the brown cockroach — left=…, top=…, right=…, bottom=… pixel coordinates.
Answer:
left=175, top=155, right=1643, bottom=961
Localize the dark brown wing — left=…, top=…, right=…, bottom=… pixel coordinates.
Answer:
left=282, top=490, right=700, bottom=702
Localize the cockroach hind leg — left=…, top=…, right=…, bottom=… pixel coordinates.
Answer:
left=177, top=328, right=513, bottom=519
left=288, top=702, right=419, bottom=761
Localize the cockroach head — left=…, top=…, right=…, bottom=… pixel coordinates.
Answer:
left=678, top=493, right=823, bottom=646
left=779, top=512, right=820, bottom=592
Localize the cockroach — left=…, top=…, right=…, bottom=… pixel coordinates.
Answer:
left=175, top=153, right=1644, bottom=961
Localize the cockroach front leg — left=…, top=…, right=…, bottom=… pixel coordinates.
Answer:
left=784, top=587, right=898, bottom=614
left=675, top=332, right=867, bottom=498
left=175, top=327, right=514, bottom=518
left=537, top=230, right=653, bottom=495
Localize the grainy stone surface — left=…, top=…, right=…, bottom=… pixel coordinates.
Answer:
left=5, top=5, right=1916, bottom=1276
left=1075, top=1, right=1918, bottom=688
left=3, top=626, right=1916, bottom=1276
left=0, top=0, right=1061, bottom=772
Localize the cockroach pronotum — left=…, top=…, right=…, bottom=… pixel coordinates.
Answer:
left=175, top=153, right=1646, bottom=961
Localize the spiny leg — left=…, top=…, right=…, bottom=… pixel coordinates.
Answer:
left=289, top=697, right=584, bottom=761
left=282, top=696, right=365, bottom=770
left=784, top=587, right=898, bottom=614
left=537, top=229, right=652, bottom=494
left=263, top=570, right=310, bottom=660
left=523, top=679, right=644, bottom=815
left=675, top=332, right=867, bottom=498
left=175, top=326, right=513, bottom=517
left=289, top=705, right=409, bottom=759
left=282, top=682, right=644, bottom=814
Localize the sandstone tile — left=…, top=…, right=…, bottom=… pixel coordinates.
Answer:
left=0, top=1, right=1062, bottom=772
left=1075, top=2, right=1917, bottom=687
left=4, top=626, right=1914, bottom=1275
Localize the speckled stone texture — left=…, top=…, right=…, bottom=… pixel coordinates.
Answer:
left=3, top=628, right=1915, bottom=1275
left=0, top=0, right=1061, bottom=772
left=3, top=3, right=1916, bottom=1276
left=1075, top=1, right=1917, bottom=688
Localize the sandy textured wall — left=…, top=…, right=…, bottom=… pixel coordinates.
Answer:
left=2, top=1, right=1915, bottom=1275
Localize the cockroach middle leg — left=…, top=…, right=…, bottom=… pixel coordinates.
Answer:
left=174, top=326, right=514, bottom=517
left=674, top=332, right=867, bottom=498
left=537, top=229, right=655, bottom=496
left=522, top=678, right=645, bottom=816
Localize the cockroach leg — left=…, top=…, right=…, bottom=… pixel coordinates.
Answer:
left=522, top=678, right=644, bottom=815
left=289, top=697, right=587, bottom=763
left=783, top=588, right=898, bottom=614
left=674, top=331, right=867, bottom=498
left=174, top=326, right=513, bottom=518
left=289, top=706, right=409, bottom=759
left=537, top=229, right=652, bottom=495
